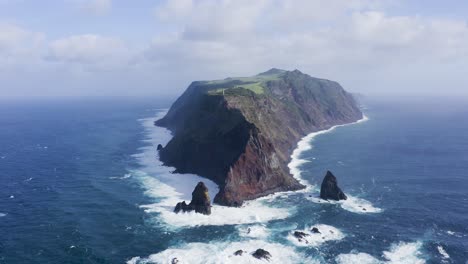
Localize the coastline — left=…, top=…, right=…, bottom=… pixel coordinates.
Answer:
left=132, top=111, right=375, bottom=229
left=288, top=115, right=369, bottom=188
left=150, top=112, right=370, bottom=206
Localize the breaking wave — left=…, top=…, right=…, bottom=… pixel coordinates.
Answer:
left=127, top=240, right=319, bottom=264
left=336, top=241, right=425, bottom=264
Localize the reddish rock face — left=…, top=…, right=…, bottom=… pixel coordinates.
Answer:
left=156, top=69, right=362, bottom=206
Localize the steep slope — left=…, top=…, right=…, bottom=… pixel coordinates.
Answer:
left=155, top=69, right=362, bottom=206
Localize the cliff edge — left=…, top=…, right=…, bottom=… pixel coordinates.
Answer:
left=155, top=69, right=362, bottom=206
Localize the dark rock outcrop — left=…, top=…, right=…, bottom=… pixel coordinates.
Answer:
left=252, top=249, right=271, bottom=260
left=294, top=231, right=308, bottom=240
left=311, top=227, right=321, bottom=234
left=157, top=144, right=163, bottom=151
left=320, top=171, right=347, bottom=201
left=234, top=250, right=244, bottom=256
left=174, top=182, right=211, bottom=215
left=293, top=231, right=309, bottom=243
left=156, top=69, right=362, bottom=206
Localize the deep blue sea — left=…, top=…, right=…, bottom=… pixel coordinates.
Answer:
left=0, top=97, right=467, bottom=264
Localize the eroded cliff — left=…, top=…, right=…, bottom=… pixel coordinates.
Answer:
left=155, top=69, right=362, bottom=206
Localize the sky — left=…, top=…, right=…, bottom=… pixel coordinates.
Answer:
left=1, top=0, right=468, bottom=98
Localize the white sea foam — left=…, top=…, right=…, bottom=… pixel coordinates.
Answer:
left=287, top=224, right=345, bottom=247
left=336, top=241, right=425, bottom=264
left=383, top=241, right=425, bottom=263
left=237, top=225, right=270, bottom=239
left=336, top=252, right=380, bottom=264
left=307, top=195, right=382, bottom=214
left=0, top=213, right=6, bottom=217
left=138, top=172, right=289, bottom=227
left=127, top=240, right=319, bottom=264
left=437, top=245, right=449, bottom=259
left=134, top=111, right=290, bottom=227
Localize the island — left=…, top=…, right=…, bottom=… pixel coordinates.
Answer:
left=155, top=68, right=362, bottom=206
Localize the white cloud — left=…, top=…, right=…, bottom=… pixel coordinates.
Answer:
left=2, top=1, right=468, bottom=96
left=145, top=1, right=468, bottom=96
left=47, top=34, right=131, bottom=69
left=0, top=23, right=44, bottom=68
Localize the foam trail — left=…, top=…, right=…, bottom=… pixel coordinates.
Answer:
left=237, top=224, right=269, bottom=239
left=0, top=213, right=6, bottom=217
left=134, top=110, right=290, bottom=227
left=127, top=240, right=319, bottom=264
left=437, top=245, right=450, bottom=259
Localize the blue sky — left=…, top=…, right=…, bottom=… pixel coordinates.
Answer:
left=1, top=0, right=468, bottom=97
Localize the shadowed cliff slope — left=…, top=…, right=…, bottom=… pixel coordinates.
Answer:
left=155, top=69, right=362, bottom=206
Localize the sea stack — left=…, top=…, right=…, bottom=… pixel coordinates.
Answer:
left=320, top=171, right=347, bottom=201
left=174, top=182, right=212, bottom=215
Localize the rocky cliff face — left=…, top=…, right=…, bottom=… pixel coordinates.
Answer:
left=155, top=69, right=362, bottom=206
left=174, top=182, right=211, bottom=215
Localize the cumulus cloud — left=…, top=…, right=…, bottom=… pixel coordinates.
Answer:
left=2, top=0, right=468, bottom=96
left=146, top=0, right=468, bottom=96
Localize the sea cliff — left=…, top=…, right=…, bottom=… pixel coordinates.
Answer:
left=155, top=69, right=362, bottom=206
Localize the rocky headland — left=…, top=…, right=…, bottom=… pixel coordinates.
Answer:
left=156, top=69, right=362, bottom=206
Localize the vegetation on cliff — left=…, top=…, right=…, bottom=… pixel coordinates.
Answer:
left=155, top=69, right=362, bottom=206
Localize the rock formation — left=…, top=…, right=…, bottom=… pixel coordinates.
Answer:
left=320, top=171, right=347, bottom=201
left=157, top=144, right=163, bottom=151
left=293, top=231, right=309, bottom=243
left=174, top=182, right=211, bottom=215
left=252, top=249, right=271, bottom=260
left=156, top=69, right=362, bottom=206
left=311, top=227, right=321, bottom=234
left=233, top=250, right=244, bottom=256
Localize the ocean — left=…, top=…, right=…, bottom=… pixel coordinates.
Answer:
left=0, top=96, right=467, bottom=263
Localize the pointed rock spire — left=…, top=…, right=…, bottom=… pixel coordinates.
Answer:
left=320, top=171, right=347, bottom=201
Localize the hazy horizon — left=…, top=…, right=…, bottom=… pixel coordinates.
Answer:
left=2, top=0, right=468, bottom=98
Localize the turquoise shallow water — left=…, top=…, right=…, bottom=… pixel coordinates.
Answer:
left=0, top=97, right=467, bottom=263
